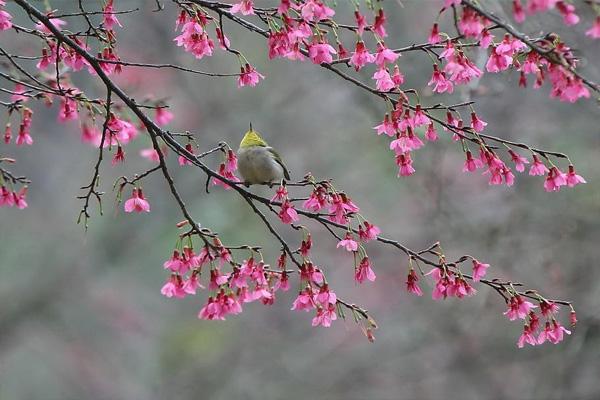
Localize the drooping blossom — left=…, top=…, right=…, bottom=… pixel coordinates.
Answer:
left=124, top=188, right=151, bottom=213
left=529, top=155, right=549, bottom=176
left=428, top=65, right=454, bottom=94
left=291, top=288, right=315, bottom=312
left=470, top=112, right=487, bottom=132
left=238, top=63, right=265, bottom=88
left=373, top=68, right=395, bottom=92
left=471, top=259, right=489, bottom=282
left=179, top=143, right=196, bottom=166
left=212, top=163, right=241, bottom=190
left=102, top=0, right=123, bottom=30
left=513, top=0, right=526, bottom=23
left=0, top=8, right=12, bottom=31
left=161, top=275, right=186, bottom=298
left=355, top=257, right=376, bottom=283
left=373, top=114, right=396, bottom=137
left=155, top=107, right=174, bottom=126
left=406, top=269, right=423, bottom=296
left=35, top=16, right=67, bottom=33
left=463, top=150, right=483, bottom=172
left=373, top=9, right=387, bottom=38
left=517, top=324, right=538, bottom=348
left=504, top=295, right=537, bottom=321
left=556, top=1, right=579, bottom=26
left=586, top=17, right=600, bottom=39
left=174, top=21, right=214, bottom=59
left=230, top=0, right=254, bottom=15
left=307, top=41, right=336, bottom=64
left=349, top=41, right=375, bottom=71
left=374, top=43, right=399, bottom=67
left=358, top=221, right=380, bottom=242
left=428, top=23, right=441, bottom=44
left=10, top=84, right=28, bottom=102
left=278, top=200, right=299, bottom=224
left=301, top=0, right=335, bottom=22
left=566, top=165, right=586, bottom=187
left=140, top=148, right=160, bottom=162
left=312, top=304, right=337, bottom=327
left=509, top=150, right=529, bottom=172
left=337, top=233, right=358, bottom=252
left=543, top=167, right=567, bottom=192
left=303, top=187, right=328, bottom=211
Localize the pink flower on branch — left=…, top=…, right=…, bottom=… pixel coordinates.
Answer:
left=124, top=188, right=151, bottom=213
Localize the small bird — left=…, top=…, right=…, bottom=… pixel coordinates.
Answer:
left=237, top=124, right=290, bottom=185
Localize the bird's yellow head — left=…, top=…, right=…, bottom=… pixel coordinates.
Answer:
left=239, top=125, right=268, bottom=149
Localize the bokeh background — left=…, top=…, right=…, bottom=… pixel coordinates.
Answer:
left=1, top=1, right=599, bottom=399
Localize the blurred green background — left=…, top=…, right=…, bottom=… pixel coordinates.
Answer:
left=1, top=1, right=599, bottom=399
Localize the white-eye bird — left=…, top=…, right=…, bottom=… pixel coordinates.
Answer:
left=237, top=125, right=290, bottom=185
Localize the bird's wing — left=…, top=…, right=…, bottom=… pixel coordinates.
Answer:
left=267, top=147, right=291, bottom=180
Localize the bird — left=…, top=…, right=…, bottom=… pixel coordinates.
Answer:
left=237, top=124, right=290, bottom=185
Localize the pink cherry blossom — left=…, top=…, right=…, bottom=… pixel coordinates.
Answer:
left=238, top=63, right=265, bottom=88
left=0, top=9, right=12, bottom=31
left=179, top=143, right=196, bottom=166
left=58, top=97, right=79, bottom=122
left=517, top=324, right=538, bottom=348
left=566, top=165, right=586, bottom=187
left=278, top=200, right=299, bottom=224
left=354, top=10, right=367, bottom=36
left=312, top=304, right=337, bottom=327
left=428, top=65, right=454, bottom=94
left=529, top=155, right=549, bottom=176
left=513, top=0, right=526, bottom=23
left=301, top=0, right=335, bottom=22
left=406, top=269, right=423, bottom=296
left=174, top=21, right=214, bottom=59
left=337, top=233, right=358, bottom=252
left=358, top=221, right=380, bottom=242
left=556, top=2, right=579, bottom=26
left=471, top=259, right=489, bottom=282
left=509, top=150, right=529, bottom=172
left=163, top=250, right=184, bottom=273
left=307, top=41, right=336, bottom=64
left=373, top=9, right=387, bottom=38
left=35, top=17, right=67, bottom=33
left=373, top=68, right=395, bottom=92
left=470, top=112, right=487, bottom=132
left=463, top=150, right=483, bottom=172
left=373, top=114, right=396, bottom=137
left=155, top=108, right=174, bottom=126
left=540, top=301, right=560, bottom=317
left=161, top=275, right=186, bottom=298
left=140, top=148, right=160, bottom=162
left=303, top=187, right=327, bottom=211
left=374, top=43, right=399, bottom=67
left=586, top=17, right=600, bottom=39
left=504, top=295, right=537, bottom=321
left=349, top=41, right=375, bottom=71
left=315, top=284, right=337, bottom=307
left=428, top=23, right=441, bottom=44
left=425, top=123, right=438, bottom=141
left=396, top=153, right=415, bottom=177
left=124, top=188, right=151, bottom=213
left=355, top=257, right=376, bottom=283
left=230, top=0, right=254, bottom=16
left=291, top=288, right=315, bottom=312
left=103, top=0, right=122, bottom=30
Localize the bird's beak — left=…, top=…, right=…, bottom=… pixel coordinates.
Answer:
left=249, top=122, right=253, bottom=132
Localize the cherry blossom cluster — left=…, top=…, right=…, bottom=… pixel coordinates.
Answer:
left=1, top=0, right=590, bottom=346
left=167, top=1, right=594, bottom=191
